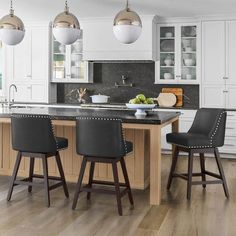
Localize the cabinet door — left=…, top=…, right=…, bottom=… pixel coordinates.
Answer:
left=202, top=85, right=225, bottom=108
left=202, top=21, right=225, bottom=85
left=31, top=84, right=47, bottom=102
left=225, top=86, right=236, bottom=109
left=226, top=21, right=236, bottom=85
left=14, top=84, right=31, bottom=102
left=31, top=26, right=48, bottom=81
left=12, top=29, right=31, bottom=81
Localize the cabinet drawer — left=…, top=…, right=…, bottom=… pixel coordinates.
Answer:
left=225, top=121, right=236, bottom=137
left=219, top=137, right=236, bottom=154
left=226, top=111, right=236, bottom=120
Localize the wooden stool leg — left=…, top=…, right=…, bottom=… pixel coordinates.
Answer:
left=28, top=157, right=35, bottom=193
left=214, top=148, right=229, bottom=198
left=187, top=150, right=194, bottom=200
left=120, top=157, right=134, bottom=206
left=200, top=153, right=206, bottom=188
left=87, top=161, right=95, bottom=200
left=72, top=157, right=87, bottom=210
left=167, top=146, right=179, bottom=190
left=112, top=161, right=123, bottom=216
left=42, top=156, right=50, bottom=207
left=55, top=152, right=69, bottom=198
left=7, top=152, right=22, bottom=201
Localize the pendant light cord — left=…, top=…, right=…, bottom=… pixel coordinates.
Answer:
left=64, top=0, right=69, bottom=13
left=10, top=0, right=14, bottom=16
left=126, top=0, right=130, bottom=11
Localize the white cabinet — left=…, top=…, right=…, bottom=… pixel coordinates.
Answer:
left=202, top=20, right=236, bottom=109
left=82, top=16, right=157, bottom=60
left=155, top=23, right=200, bottom=84
left=202, top=21, right=225, bottom=85
left=202, top=85, right=225, bottom=108
left=51, top=28, right=93, bottom=83
left=219, top=111, right=236, bottom=154
left=5, top=22, right=56, bottom=103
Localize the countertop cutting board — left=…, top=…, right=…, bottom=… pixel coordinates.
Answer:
left=161, top=88, right=183, bottom=107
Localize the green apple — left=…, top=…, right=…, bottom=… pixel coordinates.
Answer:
left=136, top=94, right=146, bottom=102
left=129, top=98, right=141, bottom=104
left=146, top=98, right=154, bottom=104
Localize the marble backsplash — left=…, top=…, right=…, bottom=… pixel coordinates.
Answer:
left=57, top=62, right=199, bottom=109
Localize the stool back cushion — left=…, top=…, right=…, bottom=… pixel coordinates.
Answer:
left=188, top=108, right=227, bottom=147
left=76, top=118, right=126, bottom=158
left=11, top=115, right=57, bottom=153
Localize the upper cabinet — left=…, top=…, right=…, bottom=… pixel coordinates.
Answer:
left=201, top=20, right=236, bottom=108
left=82, top=16, right=157, bottom=60
left=5, top=22, right=56, bottom=103
left=51, top=28, right=93, bottom=83
left=155, top=22, right=200, bottom=84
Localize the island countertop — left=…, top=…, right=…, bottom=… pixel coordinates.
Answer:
left=0, top=107, right=180, bottom=124
left=0, top=106, right=180, bottom=206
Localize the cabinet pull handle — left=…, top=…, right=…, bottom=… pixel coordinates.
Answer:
left=226, top=127, right=235, bottom=130
left=223, top=77, right=228, bottom=80
left=176, top=75, right=181, bottom=78
left=228, top=114, right=235, bottom=117
left=224, top=144, right=235, bottom=147
left=223, top=90, right=229, bottom=93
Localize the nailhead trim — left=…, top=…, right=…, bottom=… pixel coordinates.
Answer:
left=77, top=116, right=128, bottom=154
left=11, top=114, right=59, bottom=149
left=170, top=111, right=226, bottom=149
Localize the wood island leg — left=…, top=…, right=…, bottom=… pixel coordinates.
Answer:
left=150, top=125, right=161, bottom=205
left=171, top=118, right=179, bottom=155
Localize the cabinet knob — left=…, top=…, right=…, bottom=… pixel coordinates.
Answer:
left=176, top=75, right=181, bottom=78
left=26, top=75, right=32, bottom=78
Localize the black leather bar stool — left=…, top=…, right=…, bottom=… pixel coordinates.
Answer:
left=8, top=114, right=69, bottom=207
left=72, top=117, right=134, bottom=216
left=166, top=108, right=229, bottom=199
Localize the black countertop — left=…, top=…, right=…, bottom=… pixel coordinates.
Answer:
left=0, top=107, right=180, bottom=125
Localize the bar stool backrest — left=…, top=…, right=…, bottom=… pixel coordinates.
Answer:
left=76, top=117, right=127, bottom=158
left=188, top=108, right=227, bottom=147
left=11, top=114, right=57, bottom=154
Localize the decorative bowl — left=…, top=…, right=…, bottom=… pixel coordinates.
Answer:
left=126, top=104, right=156, bottom=118
left=164, top=73, right=174, bottom=80
left=184, top=59, right=195, bottom=66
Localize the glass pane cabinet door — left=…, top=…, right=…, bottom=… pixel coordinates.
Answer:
left=181, top=25, right=197, bottom=81
left=70, top=40, right=84, bottom=80
left=52, top=39, right=66, bottom=80
left=159, top=26, right=175, bottom=81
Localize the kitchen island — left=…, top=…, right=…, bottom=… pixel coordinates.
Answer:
left=0, top=107, right=180, bottom=206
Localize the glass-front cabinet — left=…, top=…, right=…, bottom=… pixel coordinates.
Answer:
left=155, top=23, right=199, bottom=84
left=51, top=31, right=93, bottom=83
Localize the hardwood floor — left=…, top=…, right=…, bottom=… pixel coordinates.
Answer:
left=0, top=154, right=236, bottom=236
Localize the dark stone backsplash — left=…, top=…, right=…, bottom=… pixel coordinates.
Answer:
left=57, top=62, right=199, bottom=109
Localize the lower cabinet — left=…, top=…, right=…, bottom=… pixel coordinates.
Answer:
left=219, top=111, right=236, bottom=154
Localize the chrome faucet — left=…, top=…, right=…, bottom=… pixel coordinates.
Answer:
left=8, top=84, right=17, bottom=107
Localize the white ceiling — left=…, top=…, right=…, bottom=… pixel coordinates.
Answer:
left=0, top=0, right=236, bottom=21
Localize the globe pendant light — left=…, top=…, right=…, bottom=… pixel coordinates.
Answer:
left=53, top=0, right=81, bottom=45
left=0, top=0, right=25, bottom=46
left=113, top=0, right=142, bottom=44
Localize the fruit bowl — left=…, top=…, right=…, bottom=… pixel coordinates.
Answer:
left=126, top=104, right=156, bottom=118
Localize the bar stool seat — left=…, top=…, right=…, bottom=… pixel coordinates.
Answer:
left=8, top=114, right=69, bottom=207
left=167, top=133, right=211, bottom=148
left=56, top=137, right=68, bottom=150
left=125, top=141, right=133, bottom=154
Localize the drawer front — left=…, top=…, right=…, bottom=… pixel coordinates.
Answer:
left=219, top=137, right=236, bottom=154
left=225, top=121, right=236, bottom=137
left=226, top=111, right=236, bottom=120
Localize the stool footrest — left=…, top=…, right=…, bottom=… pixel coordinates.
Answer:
left=32, top=174, right=62, bottom=181
left=92, top=180, right=126, bottom=187
left=81, top=184, right=129, bottom=198
left=192, top=180, right=223, bottom=185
